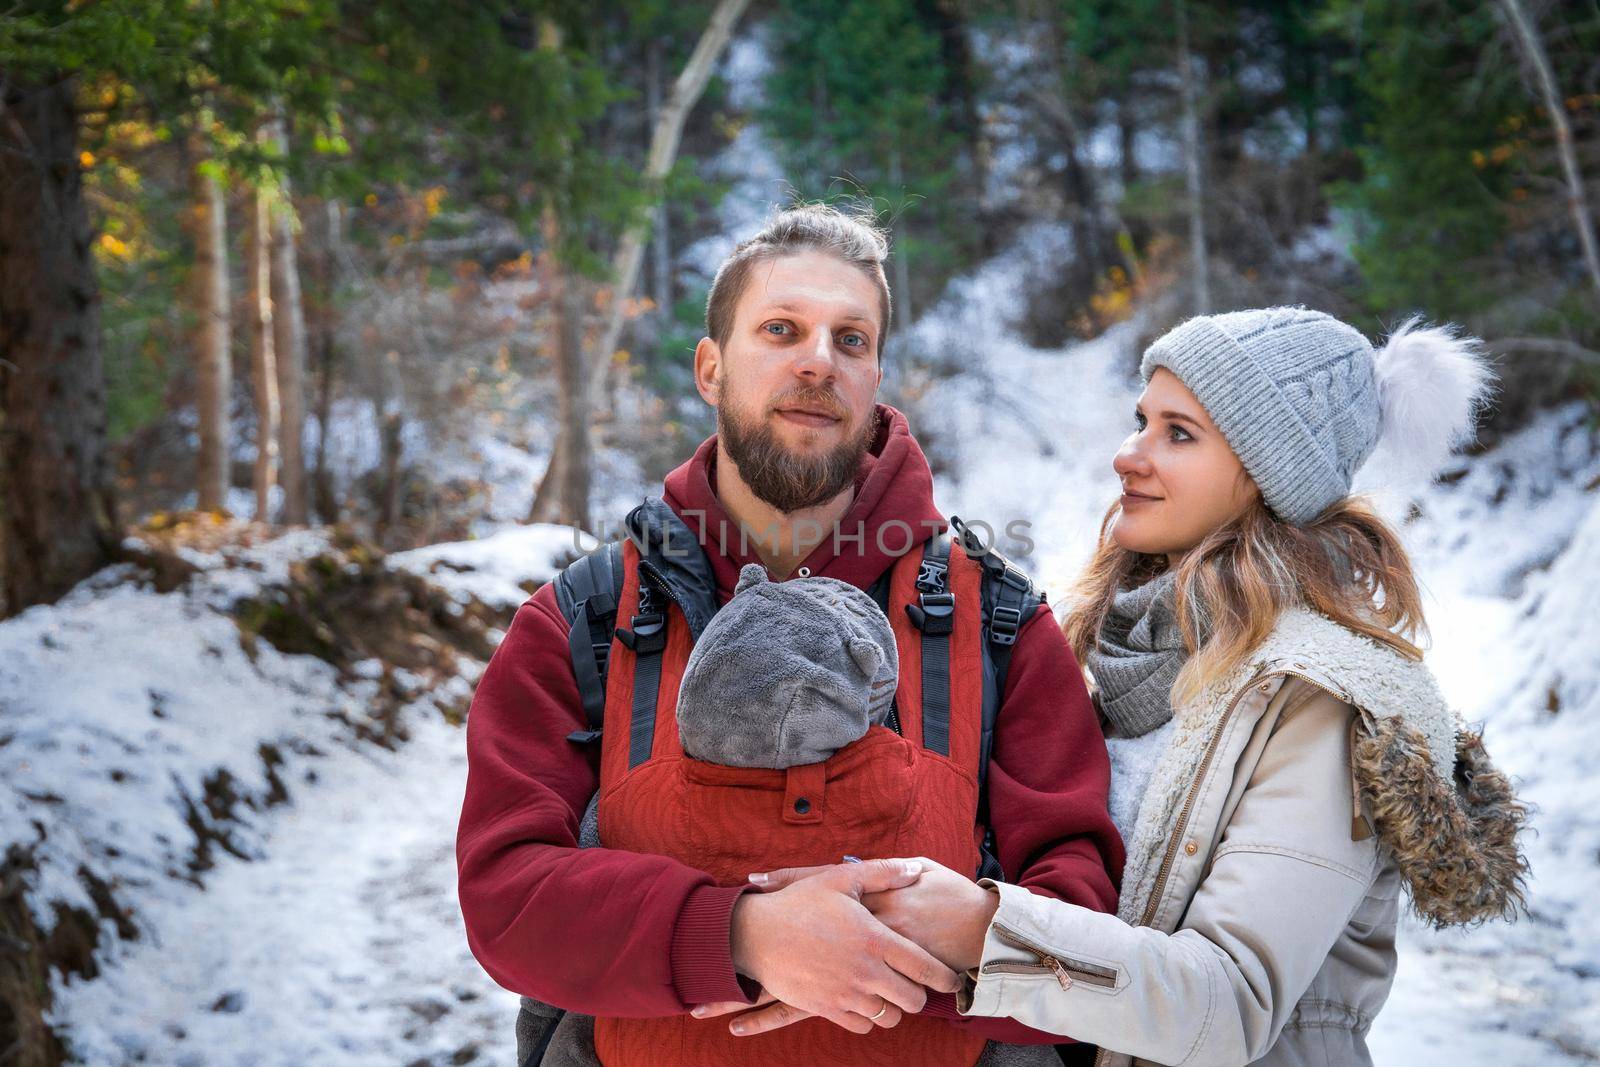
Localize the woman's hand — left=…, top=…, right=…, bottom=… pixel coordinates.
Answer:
left=753, top=857, right=1000, bottom=973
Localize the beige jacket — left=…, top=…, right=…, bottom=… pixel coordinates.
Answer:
left=959, top=610, right=1528, bottom=1067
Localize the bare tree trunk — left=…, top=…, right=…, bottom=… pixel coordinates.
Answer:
left=372, top=346, right=407, bottom=542
left=527, top=436, right=565, bottom=523
left=310, top=199, right=343, bottom=524
left=646, top=39, right=673, bottom=317
left=0, top=73, right=116, bottom=616
left=186, top=125, right=232, bottom=512
left=529, top=204, right=592, bottom=530
left=581, top=0, right=752, bottom=416
left=1497, top=0, right=1600, bottom=300
left=556, top=273, right=591, bottom=531
left=249, top=164, right=280, bottom=524
left=1177, top=0, right=1211, bottom=315
left=267, top=111, right=309, bottom=525
left=1118, top=99, right=1139, bottom=192
left=888, top=144, right=914, bottom=328
left=526, top=17, right=589, bottom=530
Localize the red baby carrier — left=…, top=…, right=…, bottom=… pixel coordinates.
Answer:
left=534, top=499, right=1044, bottom=1067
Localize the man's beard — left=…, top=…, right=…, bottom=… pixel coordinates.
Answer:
left=717, top=388, right=877, bottom=513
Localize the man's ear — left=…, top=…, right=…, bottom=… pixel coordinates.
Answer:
left=693, top=336, right=721, bottom=406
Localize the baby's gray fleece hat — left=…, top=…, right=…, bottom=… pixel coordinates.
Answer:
left=676, top=562, right=899, bottom=769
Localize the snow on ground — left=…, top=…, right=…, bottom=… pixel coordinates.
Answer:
left=0, top=525, right=567, bottom=1066
left=1367, top=407, right=1600, bottom=1063
left=51, top=710, right=517, bottom=1067
left=390, top=522, right=587, bottom=611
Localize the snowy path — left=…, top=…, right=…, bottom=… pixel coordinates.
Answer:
left=53, top=715, right=517, bottom=1066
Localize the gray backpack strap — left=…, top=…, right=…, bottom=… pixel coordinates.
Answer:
left=553, top=540, right=625, bottom=744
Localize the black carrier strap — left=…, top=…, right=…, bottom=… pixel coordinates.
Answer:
left=615, top=574, right=668, bottom=769
left=552, top=541, right=625, bottom=745
left=951, top=515, right=1047, bottom=882
left=903, top=533, right=955, bottom=758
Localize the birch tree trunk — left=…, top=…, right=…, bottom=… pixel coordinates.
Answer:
left=581, top=0, right=752, bottom=415
left=0, top=73, right=116, bottom=614
left=529, top=0, right=750, bottom=525
left=646, top=39, right=673, bottom=317
left=1497, top=0, right=1600, bottom=300
left=1177, top=0, right=1211, bottom=315
left=267, top=111, right=309, bottom=525
left=249, top=167, right=280, bottom=524
left=186, top=126, right=232, bottom=512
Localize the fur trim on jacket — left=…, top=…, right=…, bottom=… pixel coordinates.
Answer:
left=1116, top=608, right=1528, bottom=931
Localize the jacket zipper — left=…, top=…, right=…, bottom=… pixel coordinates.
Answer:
left=1095, top=669, right=1341, bottom=1067
left=983, top=922, right=1118, bottom=990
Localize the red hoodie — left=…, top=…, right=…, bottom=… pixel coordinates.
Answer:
left=456, top=404, right=1123, bottom=1041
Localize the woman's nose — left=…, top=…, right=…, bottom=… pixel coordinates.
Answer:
left=1113, top=434, right=1151, bottom=478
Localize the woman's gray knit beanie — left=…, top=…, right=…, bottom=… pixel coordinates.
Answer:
left=1140, top=307, right=1383, bottom=524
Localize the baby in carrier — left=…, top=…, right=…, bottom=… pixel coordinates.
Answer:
left=525, top=563, right=1054, bottom=1067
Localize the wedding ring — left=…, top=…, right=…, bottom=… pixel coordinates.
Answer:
left=869, top=1002, right=889, bottom=1022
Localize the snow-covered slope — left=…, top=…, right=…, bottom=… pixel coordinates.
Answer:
left=2, top=527, right=578, bottom=1066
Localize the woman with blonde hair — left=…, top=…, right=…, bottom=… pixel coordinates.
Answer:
left=736, top=307, right=1530, bottom=1066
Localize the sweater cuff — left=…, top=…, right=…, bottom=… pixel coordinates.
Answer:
left=670, top=883, right=758, bottom=1007
left=921, top=990, right=962, bottom=1019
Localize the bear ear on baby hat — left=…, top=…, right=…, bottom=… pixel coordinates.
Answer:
left=845, top=635, right=887, bottom=679
left=734, top=562, right=771, bottom=596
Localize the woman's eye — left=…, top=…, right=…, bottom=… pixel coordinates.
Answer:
left=1134, top=412, right=1148, bottom=431
left=1169, top=424, right=1193, bottom=442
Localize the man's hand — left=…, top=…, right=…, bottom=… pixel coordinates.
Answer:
left=726, top=858, right=962, bottom=1035
left=755, top=857, right=999, bottom=972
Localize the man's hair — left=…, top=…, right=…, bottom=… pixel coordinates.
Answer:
left=705, top=203, right=893, bottom=357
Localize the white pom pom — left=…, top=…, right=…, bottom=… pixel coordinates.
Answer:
left=1369, top=316, right=1496, bottom=486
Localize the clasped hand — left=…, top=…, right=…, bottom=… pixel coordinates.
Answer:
left=693, top=857, right=998, bottom=1038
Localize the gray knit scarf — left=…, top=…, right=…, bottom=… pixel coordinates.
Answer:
left=1085, top=571, right=1190, bottom=738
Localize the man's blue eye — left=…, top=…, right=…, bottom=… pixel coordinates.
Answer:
left=841, top=333, right=865, bottom=347
left=764, top=322, right=790, bottom=335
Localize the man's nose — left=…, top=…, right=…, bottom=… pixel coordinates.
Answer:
left=791, top=327, right=838, bottom=381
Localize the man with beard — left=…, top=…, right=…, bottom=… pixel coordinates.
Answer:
left=455, top=205, right=1122, bottom=1065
